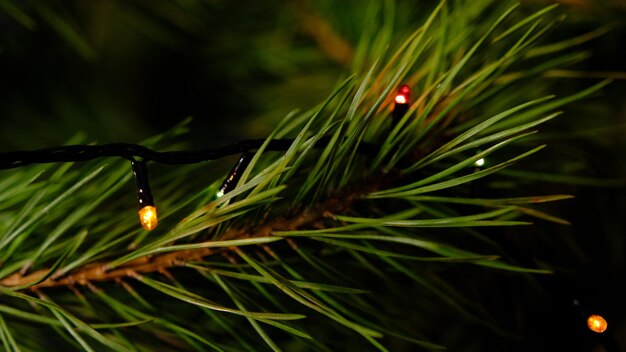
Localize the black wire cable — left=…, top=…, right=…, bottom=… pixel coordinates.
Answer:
left=0, top=137, right=381, bottom=169
left=0, top=84, right=414, bottom=170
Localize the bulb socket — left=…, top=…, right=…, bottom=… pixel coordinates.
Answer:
left=131, top=160, right=154, bottom=208
left=218, top=152, right=253, bottom=196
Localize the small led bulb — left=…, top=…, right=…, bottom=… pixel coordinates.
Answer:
left=474, top=158, right=485, bottom=167
left=587, top=314, right=607, bottom=333
left=132, top=160, right=157, bottom=231
left=139, top=205, right=158, bottom=231
left=392, top=84, right=411, bottom=123
left=394, top=84, right=410, bottom=105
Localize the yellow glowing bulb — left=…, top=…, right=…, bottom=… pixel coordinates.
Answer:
left=474, top=158, right=485, bottom=167
left=587, top=314, right=607, bottom=333
left=139, top=206, right=158, bottom=231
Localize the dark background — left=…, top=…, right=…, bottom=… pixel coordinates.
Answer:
left=0, top=0, right=346, bottom=149
left=1, top=1, right=625, bottom=350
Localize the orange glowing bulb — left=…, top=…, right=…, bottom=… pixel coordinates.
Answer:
left=587, top=314, right=607, bottom=333
left=139, top=205, right=158, bottom=231
left=395, top=94, right=407, bottom=104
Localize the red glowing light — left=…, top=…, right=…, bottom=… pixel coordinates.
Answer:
left=394, top=84, right=410, bottom=105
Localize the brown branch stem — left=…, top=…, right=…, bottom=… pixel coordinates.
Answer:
left=0, top=191, right=359, bottom=291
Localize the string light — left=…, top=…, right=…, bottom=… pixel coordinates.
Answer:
left=131, top=160, right=158, bottom=230
left=0, top=138, right=381, bottom=229
left=217, top=152, right=253, bottom=198
left=138, top=205, right=158, bottom=231
left=587, top=314, right=608, bottom=333
left=474, top=158, right=485, bottom=167
left=392, top=84, right=411, bottom=124
left=0, top=138, right=379, bottom=170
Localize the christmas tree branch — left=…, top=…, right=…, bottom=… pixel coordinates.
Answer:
left=0, top=182, right=361, bottom=290
left=0, top=2, right=614, bottom=350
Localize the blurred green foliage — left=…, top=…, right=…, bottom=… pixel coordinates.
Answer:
left=1, top=0, right=623, bottom=147
left=0, top=0, right=348, bottom=148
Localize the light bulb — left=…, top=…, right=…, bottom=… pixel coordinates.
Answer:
left=132, top=160, right=158, bottom=230
left=392, top=84, right=411, bottom=123
left=395, top=94, right=407, bottom=104
left=587, top=314, right=607, bottom=333
left=139, top=205, right=158, bottom=231
left=394, top=85, right=410, bottom=105
left=474, top=158, right=485, bottom=167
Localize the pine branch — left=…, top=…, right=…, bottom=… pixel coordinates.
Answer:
left=0, top=189, right=358, bottom=290
left=0, top=1, right=616, bottom=351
